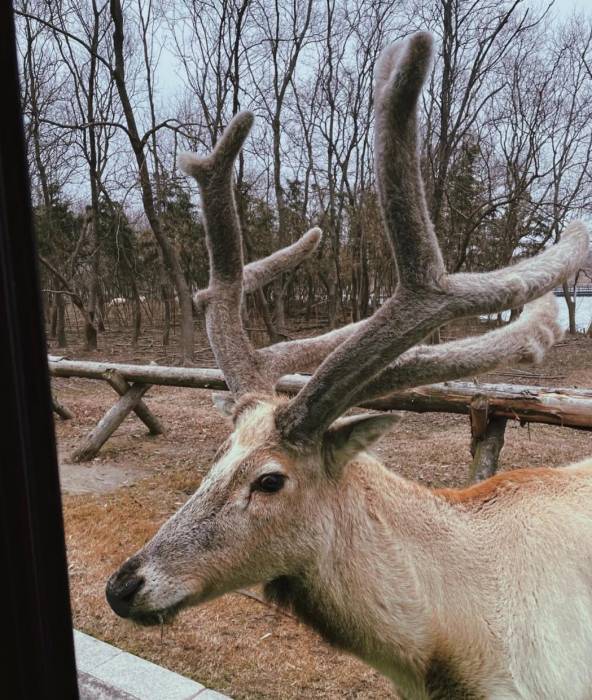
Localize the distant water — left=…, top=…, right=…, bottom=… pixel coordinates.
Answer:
left=556, top=296, right=592, bottom=332
left=484, top=296, right=592, bottom=333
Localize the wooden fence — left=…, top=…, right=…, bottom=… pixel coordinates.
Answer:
left=49, top=355, right=592, bottom=479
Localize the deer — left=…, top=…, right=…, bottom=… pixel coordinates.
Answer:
left=106, top=33, right=592, bottom=699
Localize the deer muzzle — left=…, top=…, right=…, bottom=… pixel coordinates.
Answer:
left=105, top=556, right=145, bottom=618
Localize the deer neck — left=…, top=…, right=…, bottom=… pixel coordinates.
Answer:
left=266, top=454, right=492, bottom=692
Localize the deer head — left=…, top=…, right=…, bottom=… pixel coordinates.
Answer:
left=106, top=32, right=587, bottom=627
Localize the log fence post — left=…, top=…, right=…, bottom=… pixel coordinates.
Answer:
left=104, top=370, right=164, bottom=435
left=52, top=395, right=73, bottom=420
left=70, top=383, right=151, bottom=462
left=468, top=394, right=508, bottom=483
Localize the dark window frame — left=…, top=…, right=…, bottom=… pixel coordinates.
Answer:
left=0, top=3, right=79, bottom=697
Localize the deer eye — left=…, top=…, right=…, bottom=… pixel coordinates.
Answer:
left=254, top=473, right=286, bottom=493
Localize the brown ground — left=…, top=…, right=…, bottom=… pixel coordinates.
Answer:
left=51, top=324, right=592, bottom=699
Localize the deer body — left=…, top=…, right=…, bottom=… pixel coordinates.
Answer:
left=106, top=32, right=592, bottom=700
left=267, top=450, right=592, bottom=699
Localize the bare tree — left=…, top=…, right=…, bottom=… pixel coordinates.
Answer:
left=247, top=0, right=315, bottom=329
left=16, top=0, right=592, bottom=346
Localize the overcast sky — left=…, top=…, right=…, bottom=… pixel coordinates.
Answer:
left=553, top=0, right=590, bottom=15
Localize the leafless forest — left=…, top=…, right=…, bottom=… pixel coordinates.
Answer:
left=16, top=0, right=592, bottom=363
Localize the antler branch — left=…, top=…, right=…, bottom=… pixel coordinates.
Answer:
left=179, top=113, right=253, bottom=285
left=180, top=113, right=270, bottom=394
left=447, top=222, right=588, bottom=314
left=274, top=33, right=589, bottom=446
left=181, top=114, right=322, bottom=395
left=356, top=294, right=562, bottom=402
left=374, top=32, right=445, bottom=289
left=258, top=318, right=368, bottom=380
left=194, top=227, right=322, bottom=308
left=243, top=228, right=321, bottom=294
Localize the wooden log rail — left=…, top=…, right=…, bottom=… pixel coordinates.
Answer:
left=48, top=355, right=592, bottom=468
left=361, top=382, right=592, bottom=431
left=49, top=355, right=592, bottom=427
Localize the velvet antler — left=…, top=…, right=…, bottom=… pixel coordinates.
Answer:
left=181, top=36, right=587, bottom=441
left=180, top=113, right=321, bottom=395
left=273, top=34, right=588, bottom=445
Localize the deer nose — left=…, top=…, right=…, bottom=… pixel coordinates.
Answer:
left=106, top=563, right=145, bottom=618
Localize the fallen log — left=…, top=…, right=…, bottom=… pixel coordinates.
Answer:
left=49, top=356, right=592, bottom=431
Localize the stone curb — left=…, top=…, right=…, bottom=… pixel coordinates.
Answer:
left=74, top=629, right=232, bottom=700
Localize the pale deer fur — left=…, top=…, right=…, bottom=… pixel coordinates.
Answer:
left=107, top=32, right=591, bottom=699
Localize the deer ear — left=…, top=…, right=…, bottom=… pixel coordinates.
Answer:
left=212, top=393, right=235, bottom=417
left=323, top=413, right=402, bottom=472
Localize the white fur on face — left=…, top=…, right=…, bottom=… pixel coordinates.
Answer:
left=128, top=400, right=307, bottom=616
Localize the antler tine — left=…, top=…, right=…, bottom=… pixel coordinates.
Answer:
left=194, top=227, right=322, bottom=309
left=374, top=32, right=445, bottom=288
left=243, top=227, right=321, bottom=294
left=356, top=294, right=563, bottom=402
left=180, top=112, right=271, bottom=395
left=259, top=318, right=369, bottom=380
left=179, top=112, right=253, bottom=286
left=447, top=221, right=589, bottom=315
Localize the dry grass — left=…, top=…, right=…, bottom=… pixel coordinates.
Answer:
left=52, top=328, right=592, bottom=699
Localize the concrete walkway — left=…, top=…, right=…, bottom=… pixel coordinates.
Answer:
left=75, top=630, right=231, bottom=700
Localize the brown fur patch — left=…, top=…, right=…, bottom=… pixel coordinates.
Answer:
left=425, top=656, right=482, bottom=699
left=264, top=576, right=357, bottom=652
left=434, top=468, right=566, bottom=508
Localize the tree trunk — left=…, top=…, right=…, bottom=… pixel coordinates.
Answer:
left=161, top=280, right=171, bottom=347
left=319, top=274, right=337, bottom=329
left=427, top=328, right=441, bottom=344
left=359, top=237, right=369, bottom=319
left=128, top=276, right=142, bottom=346
left=350, top=217, right=362, bottom=322
left=305, top=273, right=315, bottom=322
left=56, top=292, right=67, bottom=347
left=563, top=281, right=577, bottom=334
left=97, top=285, right=106, bottom=332
left=110, top=0, right=193, bottom=363
left=83, top=207, right=98, bottom=350
left=49, top=295, right=58, bottom=338
left=256, top=288, right=286, bottom=344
